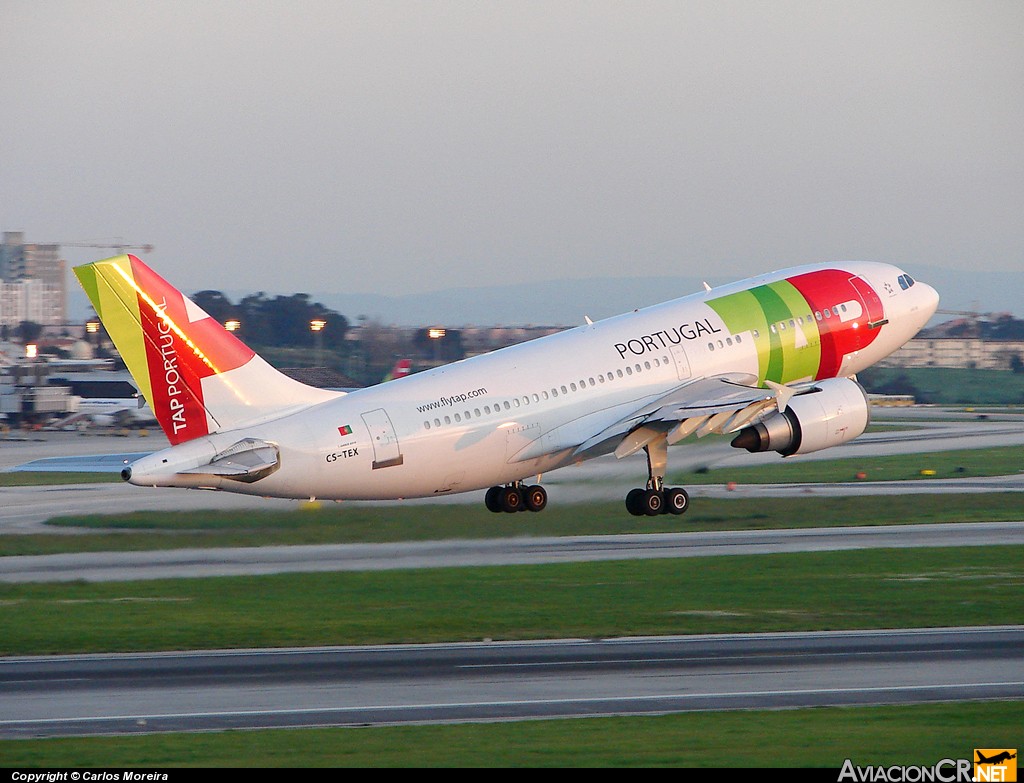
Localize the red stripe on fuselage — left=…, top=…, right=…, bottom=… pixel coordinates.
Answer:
left=787, top=269, right=881, bottom=380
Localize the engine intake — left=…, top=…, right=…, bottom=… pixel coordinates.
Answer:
left=730, top=377, right=870, bottom=457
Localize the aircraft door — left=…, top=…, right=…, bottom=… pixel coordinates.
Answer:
left=669, top=345, right=692, bottom=380
left=848, top=276, right=887, bottom=350
left=361, top=408, right=404, bottom=469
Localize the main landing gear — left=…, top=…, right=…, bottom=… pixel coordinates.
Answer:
left=485, top=481, right=548, bottom=513
left=625, top=439, right=690, bottom=517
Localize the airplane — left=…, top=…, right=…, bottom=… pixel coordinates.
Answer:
left=49, top=371, right=158, bottom=428
left=976, top=752, right=1016, bottom=765
left=382, top=358, right=412, bottom=382
left=75, top=255, right=938, bottom=516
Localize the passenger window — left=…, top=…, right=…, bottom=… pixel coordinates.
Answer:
left=533, top=393, right=540, bottom=403
left=503, top=401, right=511, bottom=410
left=474, top=408, right=481, bottom=417
left=753, top=329, right=760, bottom=338
left=625, top=366, right=633, bottom=375
left=424, top=421, right=430, bottom=430
left=444, top=415, right=451, bottom=424
left=513, top=399, right=520, bottom=408
left=726, top=337, right=733, bottom=346
left=735, top=334, right=742, bottom=343
left=455, top=413, right=462, bottom=422
left=484, top=406, right=491, bottom=414
left=770, top=324, right=777, bottom=333
left=561, top=385, right=568, bottom=394
left=815, top=311, right=822, bottom=320
left=542, top=391, right=549, bottom=399
left=634, top=364, right=641, bottom=373
left=779, top=321, right=786, bottom=331
left=434, top=418, right=441, bottom=427
left=840, top=304, right=847, bottom=313
left=717, top=340, right=724, bottom=348
left=588, top=378, right=595, bottom=386
left=644, top=362, right=651, bottom=370
left=571, top=382, right=578, bottom=391
left=708, top=342, right=714, bottom=351
left=789, top=319, right=795, bottom=328
left=824, top=308, right=831, bottom=317
left=598, top=374, right=605, bottom=383
left=607, top=372, right=614, bottom=381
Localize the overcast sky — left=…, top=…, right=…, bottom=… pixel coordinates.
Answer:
left=2, top=1, right=1021, bottom=305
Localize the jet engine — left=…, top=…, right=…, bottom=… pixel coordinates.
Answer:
left=730, top=377, right=870, bottom=457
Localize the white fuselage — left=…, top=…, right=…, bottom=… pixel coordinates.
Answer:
left=126, top=261, right=938, bottom=500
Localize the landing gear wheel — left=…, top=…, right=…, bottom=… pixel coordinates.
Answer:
left=524, top=485, right=547, bottom=513
left=485, top=486, right=503, bottom=513
left=625, top=488, right=646, bottom=517
left=500, top=486, right=523, bottom=513
left=642, top=488, right=664, bottom=516
left=664, top=487, right=690, bottom=515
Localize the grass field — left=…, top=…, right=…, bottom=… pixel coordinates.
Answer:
left=3, top=701, right=1020, bottom=767
left=3, top=434, right=1022, bottom=766
left=671, top=444, right=1024, bottom=485
left=2, top=546, right=1021, bottom=655
left=0, top=471, right=119, bottom=486
left=3, top=491, right=1021, bottom=557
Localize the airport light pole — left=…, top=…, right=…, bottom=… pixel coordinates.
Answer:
left=428, top=327, right=446, bottom=366
left=310, top=319, right=327, bottom=367
left=85, top=320, right=100, bottom=357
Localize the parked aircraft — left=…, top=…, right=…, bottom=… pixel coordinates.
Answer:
left=76, top=255, right=938, bottom=515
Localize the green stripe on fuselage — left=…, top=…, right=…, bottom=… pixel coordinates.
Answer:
left=707, top=280, right=821, bottom=385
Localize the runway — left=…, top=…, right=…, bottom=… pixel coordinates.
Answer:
left=3, top=520, right=1024, bottom=583
left=2, top=626, right=1021, bottom=738
left=2, top=411, right=1022, bottom=741
left=3, top=409, right=1024, bottom=535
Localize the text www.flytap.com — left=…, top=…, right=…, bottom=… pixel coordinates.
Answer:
left=416, top=388, right=488, bottom=413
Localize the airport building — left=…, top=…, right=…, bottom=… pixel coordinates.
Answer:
left=878, top=336, right=1024, bottom=371
left=0, top=232, right=66, bottom=325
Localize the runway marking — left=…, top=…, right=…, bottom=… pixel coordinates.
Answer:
left=4, top=680, right=1024, bottom=727
left=457, top=649, right=975, bottom=669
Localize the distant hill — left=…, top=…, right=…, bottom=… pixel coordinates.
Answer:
left=68, top=262, right=1023, bottom=327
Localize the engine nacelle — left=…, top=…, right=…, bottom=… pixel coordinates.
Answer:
left=730, top=377, right=870, bottom=457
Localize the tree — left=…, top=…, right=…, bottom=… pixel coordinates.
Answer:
left=15, top=320, right=42, bottom=343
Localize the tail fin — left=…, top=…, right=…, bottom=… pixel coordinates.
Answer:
left=75, top=254, right=339, bottom=445
left=383, top=358, right=411, bottom=382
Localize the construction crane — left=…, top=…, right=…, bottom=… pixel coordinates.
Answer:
left=57, top=240, right=154, bottom=255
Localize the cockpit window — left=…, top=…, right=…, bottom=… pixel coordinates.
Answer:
left=898, top=275, right=909, bottom=290
left=905, top=274, right=915, bottom=287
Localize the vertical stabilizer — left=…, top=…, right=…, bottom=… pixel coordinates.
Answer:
left=75, top=255, right=340, bottom=444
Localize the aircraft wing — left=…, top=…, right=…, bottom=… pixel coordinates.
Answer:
left=570, top=374, right=813, bottom=461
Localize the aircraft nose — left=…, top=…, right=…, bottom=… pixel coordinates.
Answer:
left=919, top=281, right=940, bottom=319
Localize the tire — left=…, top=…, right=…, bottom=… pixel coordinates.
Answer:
left=642, top=488, right=664, bottom=516
left=625, top=488, right=645, bottom=516
left=485, top=486, right=503, bottom=513
left=501, top=487, right=523, bottom=513
left=665, top=487, right=690, bottom=515
left=524, top=485, right=547, bottom=513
